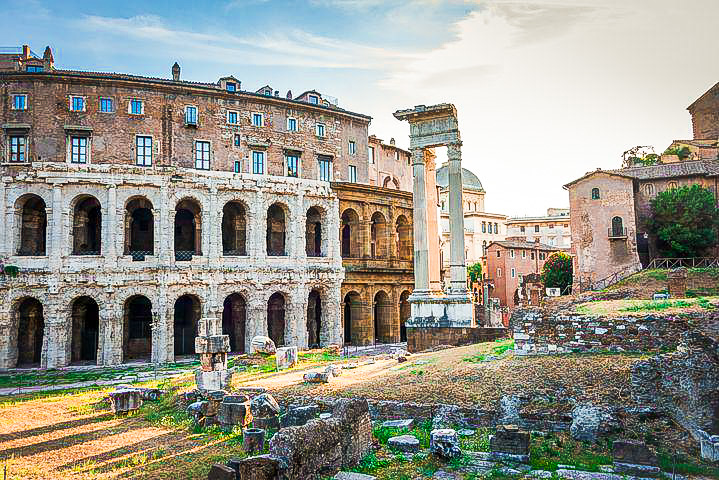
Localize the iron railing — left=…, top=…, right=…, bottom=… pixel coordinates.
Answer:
left=72, top=250, right=101, bottom=256
left=647, top=257, right=719, bottom=269
left=607, top=227, right=628, bottom=238
left=175, top=251, right=194, bottom=261
left=130, top=250, right=153, bottom=261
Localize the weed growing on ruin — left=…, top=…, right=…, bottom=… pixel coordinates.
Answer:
left=374, top=419, right=432, bottom=449
left=657, top=451, right=719, bottom=477
left=463, top=339, right=514, bottom=363
left=529, top=433, right=611, bottom=472
left=459, top=427, right=492, bottom=451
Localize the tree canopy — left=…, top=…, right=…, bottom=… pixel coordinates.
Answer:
left=649, top=184, right=719, bottom=257
left=467, top=262, right=483, bottom=284
left=540, top=251, right=573, bottom=293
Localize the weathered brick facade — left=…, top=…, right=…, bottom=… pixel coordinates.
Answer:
left=0, top=52, right=414, bottom=368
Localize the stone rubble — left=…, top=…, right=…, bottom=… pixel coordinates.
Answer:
left=387, top=434, right=420, bottom=452
left=430, top=429, right=461, bottom=459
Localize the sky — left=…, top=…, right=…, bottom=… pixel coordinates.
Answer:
left=3, top=0, right=719, bottom=216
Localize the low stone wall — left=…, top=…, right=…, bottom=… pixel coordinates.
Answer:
left=509, top=308, right=712, bottom=355
left=406, top=326, right=507, bottom=353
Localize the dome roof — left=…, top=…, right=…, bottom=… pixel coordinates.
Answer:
left=435, top=163, right=484, bottom=192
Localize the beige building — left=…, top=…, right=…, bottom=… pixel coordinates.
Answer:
left=506, top=208, right=571, bottom=249
left=367, top=135, right=412, bottom=192
left=436, top=163, right=507, bottom=286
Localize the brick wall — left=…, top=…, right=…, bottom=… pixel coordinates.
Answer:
left=509, top=308, right=715, bottom=355
left=406, top=326, right=507, bottom=353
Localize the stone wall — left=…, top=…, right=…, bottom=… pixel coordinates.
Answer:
left=509, top=308, right=710, bottom=355
left=406, top=326, right=507, bottom=353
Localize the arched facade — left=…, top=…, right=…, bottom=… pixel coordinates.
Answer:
left=125, top=197, right=154, bottom=257
left=72, top=195, right=102, bottom=255
left=16, top=297, right=44, bottom=366
left=16, top=194, right=47, bottom=256
left=175, top=198, right=202, bottom=259
left=307, top=289, right=322, bottom=348
left=174, top=294, right=201, bottom=356
left=266, top=203, right=287, bottom=256
left=370, top=211, right=387, bottom=258
left=267, top=292, right=286, bottom=347
left=123, top=295, right=152, bottom=361
left=306, top=207, right=324, bottom=257
left=341, top=208, right=360, bottom=258
left=70, top=296, right=99, bottom=364
left=222, top=293, right=246, bottom=353
left=222, top=201, right=247, bottom=256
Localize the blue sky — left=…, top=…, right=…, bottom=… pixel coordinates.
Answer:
left=3, top=0, right=719, bottom=216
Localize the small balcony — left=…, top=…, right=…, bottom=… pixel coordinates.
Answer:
left=608, top=227, right=628, bottom=239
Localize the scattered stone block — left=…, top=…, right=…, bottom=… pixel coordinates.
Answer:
left=195, top=369, right=233, bottom=392
left=243, top=427, right=266, bottom=455
left=342, top=363, right=359, bottom=369
left=250, top=393, right=281, bottom=417
left=457, top=429, right=475, bottom=437
left=325, top=344, right=341, bottom=356
left=253, top=415, right=280, bottom=430
left=320, top=413, right=332, bottom=420
left=334, top=472, right=376, bottom=480
left=250, top=336, right=277, bottom=354
left=108, top=388, right=142, bottom=414
left=388, top=434, right=420, bottom=452
left=304, top=371, right=332, bottom=383
left=381, top=419, right=414, bottom=429
left=490, top=425, right=530, bottom=457
left=612, top=463, right=662, bottom=478
left=281, top=404, right=318, bottom=428
left=236, top=454, right=287, bottom=480
left=430, top=429, right=461, bottom=459
left=217, top=395, right=253, bottom=430
left=325, top=365, right=342, bottom=376
left=207, top=463, right=236, bottom=480
left=187, top=401, right=206, bottom=423
left=275, top=346, right=298, bottom=370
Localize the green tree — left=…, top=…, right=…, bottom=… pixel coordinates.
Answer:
left=467, top=262, right=482, bottom=284
left=649, top=185, right=719, bottom=257
left=540, top=251, right=573, bottom=293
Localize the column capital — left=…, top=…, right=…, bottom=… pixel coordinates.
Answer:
left=447, top=143, right=462, bottom=159
left=410, top=148, right=425, bottom=165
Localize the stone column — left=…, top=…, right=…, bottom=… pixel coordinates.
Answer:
left=99, top=301, right=123, bottom=366
left=106, top=184, right=118, bottom=265
left=49, top=183, right=63, bottom=270
left=159, top=185, right=170, bottom=264
left=410, top=148, right=429, bottom=291
left=208, top=185, right=219, bottom=261
left=447, top=143, right=467, bottom=294
left=42, top=300, right=69, bottom=369
left=246, top=296, right=265, bottom=352
left=324, top=282, right=342, bottom=346
left=152, top=292, right=169, bottom=364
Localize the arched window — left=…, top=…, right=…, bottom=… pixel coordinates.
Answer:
left=267, top=292, right=286, bottom=346
left=483, top=240, right=487, bottom=256
left=643, top=183, right=655, bottom=196
left=370, top=212, right=387, bottom=258
left=72, top=196, right=102, bottom=255
left=175, top=198, right=202, bottom=260
left=17, top=195, right=47, bottom=256
left=222, top=201, right=247, bottom=256
left=611, top=216, right=624, bottom=237
left=267, top=203, right=286, bottom=256
left=395, top=215, right=412, bottom=260
left=668, top=181, right=678, bottom=190
left=125, top=197, right=154, bottom=259
left=341, top=209, right=360, bottom=258
left=591, top=188, right=600, bottom=200
left=305, top=207, right=323, bottom=257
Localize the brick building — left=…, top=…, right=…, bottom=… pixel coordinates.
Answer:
left=486, top=240, right=557, bottom=308
left=367, top=135, right=412, bottom=192
left=0, top=45, right=413, bottom=368
left=565, top=81, right=719, bottom=291
left=506, top=208, right=571, bottom=249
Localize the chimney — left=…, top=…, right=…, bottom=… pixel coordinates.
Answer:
left=390, top=138, right=396, bottom=146
left=43, top=46, right=54, bottom=70
left=22, top=45, right=30, bottom=59
left=286, top=90, right=293, bottom=99
left=274, top=90, right=279, bottom=97
left=172, top=62, right=180, bottom=81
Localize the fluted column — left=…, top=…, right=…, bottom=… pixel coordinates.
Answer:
left=410, top=147, right=429, bottom=291
left=447, top=143, right=467, bottom=293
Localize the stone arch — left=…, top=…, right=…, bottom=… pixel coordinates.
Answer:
left=395, top=214, right=412, bottom=260
left=371, top=211, right=388, bottom=258
left=341, top=208, right=360, bottom=258
left=222, top=200, right=247, bottom=256
left=399, top=290, right=411, bottom=343
left=123, top=295, right=152, bottom=361
left=174, top=294, right=201, bottom=356
left=373, top=290, right=392, bottom=343
left=175, top=197, right=202, bottom=259
left=15, top=194, right=47, bottom=256
left=15, top=297, right=44, bottom=366
left=222, top=293, right=246, bottom=353
left=343, top=291, right=362, bottom=345
left=71, top=194, right=102, bottom=255
left=306, top=206, right=324, bottom=257
left=70, top=296, right=99, bottom=364
left=307, top=289, right=322, bottom=348
left=267, top=292, right=286, bottom=347
left=383, top=176, right=400, bottom=189
left=266, top=203, right=287, bottom=256
left=124, top=196, right=154, bottom=257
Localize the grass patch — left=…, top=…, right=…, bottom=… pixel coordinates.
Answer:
left=463, top=339, right=514, bottom=363
left=529, top=433, right=612, bottom=472
left=657, top=451, right=719, bottom=477
left=373, top=419, right=432, bottom=450
left=621, top=299, right=693, bottom=312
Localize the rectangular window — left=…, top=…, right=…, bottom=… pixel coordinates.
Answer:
left=494, top=224, right=498, bottom=234
left=522, top=250, right=526, bottom=258
left=511, top=268, right=516, bottom=278
left=252, top=113, right=263, bottom=127
left=348, top=140, right=356, bottom=155
left=496, top=251, right=501, bottom=258
left=12, top=94, right=27, bottom=110
left=482, top=222, right=486, bottom=233
left=394, top=151, right=399, bottom=161
left=349, top=165, right=357, bottom=183
left=234, top=134, right=241, bottom=147
left=226, top=82, right=236, bottom=92
left=136, top=136, right=153, bottom=166
left=252, top=151, right=264, bottom=174
left=510, top=249, right=515, bottom=258
left=9, top=136, right=26, bottom=162
left=309, top=95, right=319, bottom=104
left=185, top=106, right=198, bottom=125
left=534, top=225, right=540, bottom=233
left=531, top=252, right=535, bottom=260
left=549, top=224, right=554, bottom=229
left=70, top=136, right=87, bottom=164
left=497, top=268, right=502, bottom=277
left=227, top=111, right=238, bottom=124
left=234, top=160, right=241, bottom=173
left=368, top=146, right=375, bottom=164
left=286, top=155, right=299, bottom=177
left=287, top=117, right=297, bottom=132
left=26, top=65, right=43, bottom=72
left=520, top=226, right=525, bottom=233
left=316, top=123, right=325, bottom=138
left=70, top=96, right=84, bottom=112
left=130, top=99, right=143, bottom=115
left=100, top=97, right=114, bottom=113
left=195, top=141, right=210, bottom=170
left=318, top=156, right=332, bottom=181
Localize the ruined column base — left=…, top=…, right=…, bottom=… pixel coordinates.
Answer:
left=408, top=290, right=473, bottom=328
left=195, top=369, right=233, bottom=392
